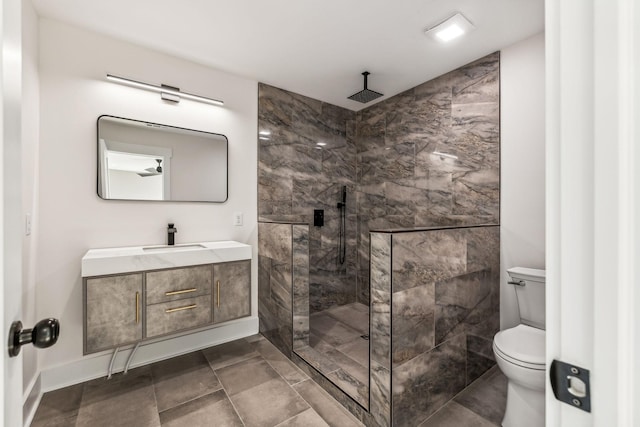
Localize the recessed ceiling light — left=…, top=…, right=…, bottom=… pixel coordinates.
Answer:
left=316, top=142, right=327, bottom=146
left=259, top=130, right=271, bottom=136
left=425, top=13, right=475, bottom=43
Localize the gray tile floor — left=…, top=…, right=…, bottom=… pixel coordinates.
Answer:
left=31, top=335, right=364, bottom=427
left=31, top=333, right=506, bottom=427
left=419, top=365, right=507, bottom=427
left=296, top=303, right=370, bottom=407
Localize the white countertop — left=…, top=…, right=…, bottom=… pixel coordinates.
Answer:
left=82, top=241, right=252, bottom=277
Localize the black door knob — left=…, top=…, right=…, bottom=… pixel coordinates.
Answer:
left=8, top=318, right=60, bottom=357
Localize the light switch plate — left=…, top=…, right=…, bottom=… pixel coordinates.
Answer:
left=25, top=213, right=32, bottom=236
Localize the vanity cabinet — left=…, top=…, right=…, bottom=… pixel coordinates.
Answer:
left=84, top=273, right=143, bottom=354
left=213, top=260, right=251, bottom=324
left=82, top=243, right=252, bottom=356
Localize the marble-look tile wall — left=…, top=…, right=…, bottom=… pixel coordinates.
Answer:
left=258, top=84, right=358, bottom=313
left=259, top=222, right=305, bottom=357
left=259, top=53, right=499, bottom=310
left=369, top=233, right=392, bottom=427
left=369, top=225, right=500, bottom=427
left=356, top=52, right=500, bottom=305
left=292, top=224, right=310, bottom=350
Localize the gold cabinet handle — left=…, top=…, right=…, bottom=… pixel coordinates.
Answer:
left=165, top=288, right=197, bottom=296
left=135, top=292, right=140, bottom=324
left=217, top=280, right=220, bottom=307
left=165, top=304, right=197, bottom=313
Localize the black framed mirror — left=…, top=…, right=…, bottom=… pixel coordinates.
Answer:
left=97, top=115, right=228, bottom=202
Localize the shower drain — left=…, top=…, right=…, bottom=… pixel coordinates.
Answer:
left=360, top=334, right=369, bottom=340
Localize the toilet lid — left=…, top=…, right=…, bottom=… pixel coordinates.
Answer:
left=494, top=324, right=545, bottom=366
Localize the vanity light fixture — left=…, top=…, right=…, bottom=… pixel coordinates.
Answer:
left=106, top=74, right=224, bottom=106
left=433, top=151, right=458, bottom=160
left=425, top=13, right=475, bottom=43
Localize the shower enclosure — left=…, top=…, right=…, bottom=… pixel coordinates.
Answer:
left=258, top=51, right=501, bottom=425
left=257, top=81, right=369, bottom=407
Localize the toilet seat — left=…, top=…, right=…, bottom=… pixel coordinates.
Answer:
left=494, top=324, right=545, bottom=370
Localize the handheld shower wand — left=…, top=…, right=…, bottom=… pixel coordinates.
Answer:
left=337, top=186, right=347, bottom=209
left=337, top=186, right=347, bottom=265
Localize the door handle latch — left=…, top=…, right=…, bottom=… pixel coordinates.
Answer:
left=550, top=359, right=591, bottom=412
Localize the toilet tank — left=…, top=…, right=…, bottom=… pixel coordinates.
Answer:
left=508, top=267, right=546, bottom=329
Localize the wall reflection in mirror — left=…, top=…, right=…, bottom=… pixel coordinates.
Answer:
left=97, top=115, right=228, bottom=202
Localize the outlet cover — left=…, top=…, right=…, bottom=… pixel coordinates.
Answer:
left=233, top=212, right=243, bottom=226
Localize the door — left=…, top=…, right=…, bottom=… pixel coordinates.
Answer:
left=546, top=0, right=640, bottom=425
left=1, top=0, right=24, bottom=425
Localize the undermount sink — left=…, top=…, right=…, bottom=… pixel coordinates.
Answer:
left=142, top=244, right=206, bottom=252
left=82, top=241, right=252, bottom=277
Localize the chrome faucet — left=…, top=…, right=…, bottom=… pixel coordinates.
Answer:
left=167, top=223, right=177, bottom=245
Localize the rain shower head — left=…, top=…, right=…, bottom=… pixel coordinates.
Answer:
left=348, top=72, right=383, bottom=103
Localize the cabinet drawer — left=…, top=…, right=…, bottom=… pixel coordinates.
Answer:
left=146, top=265, right=212, bottom=305
left=146, top=295, right=212, bottom=338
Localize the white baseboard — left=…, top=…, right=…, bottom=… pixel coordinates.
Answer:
left=23, top=373, right=42, bottom=427
left=40, top=316, right=258, bottom=393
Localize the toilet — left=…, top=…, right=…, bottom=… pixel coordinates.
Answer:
left=493, top=267, right=546, bottom=427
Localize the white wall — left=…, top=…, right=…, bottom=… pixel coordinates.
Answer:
left=36, top=18, right=258, bottom=385
left=21, top=0, right=41, bottom=419
left=108, top=170, right=163, bottom=200
left=500, top=32, right=546, bottom=328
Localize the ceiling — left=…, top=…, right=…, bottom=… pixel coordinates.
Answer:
left=30, top=0, right=544, bottom=111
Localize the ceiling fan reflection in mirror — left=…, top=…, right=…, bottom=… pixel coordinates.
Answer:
left=137, top=159, right=163, bottom=177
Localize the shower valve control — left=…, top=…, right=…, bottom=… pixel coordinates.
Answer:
left=314, top=209, right=324, bottom=227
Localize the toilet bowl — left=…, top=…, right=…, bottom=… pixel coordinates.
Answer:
left=493, top=267, right=546, bottom=427
left=493, top=324, right=545, bottom=427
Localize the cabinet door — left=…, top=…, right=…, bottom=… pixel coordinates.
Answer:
left=85, top=273, right=143, bottom=354
left=213, top=260, right=251, bottom=324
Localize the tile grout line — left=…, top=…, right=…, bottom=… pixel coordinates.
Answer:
left=250, top=340, right=313, bottom=390
left=148, top=366, right=162, bottom=425
left=272, top=410, right=308, bottom=427
left=156, top=386, right=226, bottom=416
left=152, top=350, right=244, bottom=418
left=205, top=351, right=248, bottom=427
